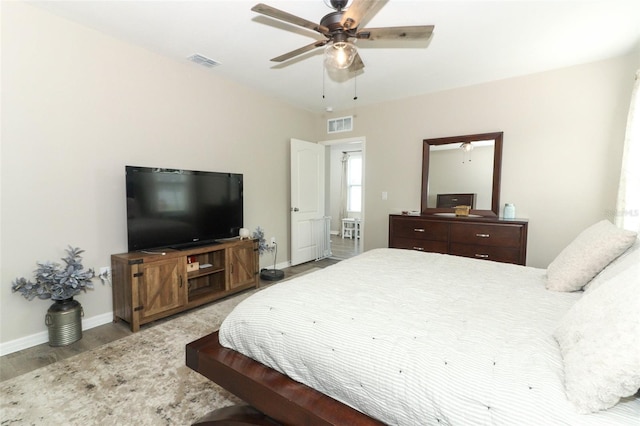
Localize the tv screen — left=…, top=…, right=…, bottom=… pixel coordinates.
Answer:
left=125, top=166, right=243, bottom=251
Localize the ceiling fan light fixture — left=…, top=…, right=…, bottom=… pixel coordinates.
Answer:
left=324, top=41, right=357, bottom=70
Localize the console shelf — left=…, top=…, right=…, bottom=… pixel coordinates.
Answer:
left=188, top=266, right=225, bottom=279
left=111, top=238, right=259, bottom=332
left=189, top=286, right=226, bottom=302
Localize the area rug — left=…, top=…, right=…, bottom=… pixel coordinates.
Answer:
left=0, top=272, right=317, bottom=425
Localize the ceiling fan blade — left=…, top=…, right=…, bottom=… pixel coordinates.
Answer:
left=252, top=3, right=329, bottom=35
left=270, top=40, right=328, bottom=63
left=340, top=0, right=383, bottom=30
left=348, top=52, right=365, bottom=72
left=356, top=25, right=434, bottom=41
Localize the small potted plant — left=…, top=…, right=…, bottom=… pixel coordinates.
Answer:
left=252, top=226, right=274, bottom=256
left=252, top=226, right=284, bottom=281
left=12, top=246, right=97, bottom=346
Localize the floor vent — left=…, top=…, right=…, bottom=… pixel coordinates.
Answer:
left=188, top=54, right=220, bottom=68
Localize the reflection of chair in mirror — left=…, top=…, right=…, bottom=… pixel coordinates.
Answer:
left=436, top=193, right=476, bottom=209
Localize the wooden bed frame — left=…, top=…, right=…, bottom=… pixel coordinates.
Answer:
left=186, top=331, right=384, bottom=426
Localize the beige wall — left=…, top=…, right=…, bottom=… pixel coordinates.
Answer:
left=0, top=3, right=318, bottom=349
left=321, top=52, right=638, bottom=269
left=2, top=1, right=638, bottom=351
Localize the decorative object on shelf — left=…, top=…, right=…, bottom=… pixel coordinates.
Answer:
left=455, top=205, right=470, bottom=217
left=503, top=203, right=516, bottom=219
left=11, top=246, right=97, bottom=346
left=239, top=228, right=251, bottom=240
left=186, top=254, right=200, bottom=272
left=252, top=227, right=284, bottom=281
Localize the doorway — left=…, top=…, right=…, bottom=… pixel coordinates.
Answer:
left=321, top=137, right=365, bottom=260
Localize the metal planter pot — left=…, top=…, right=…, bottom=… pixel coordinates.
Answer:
left=45, top=298, right=83, bottom=346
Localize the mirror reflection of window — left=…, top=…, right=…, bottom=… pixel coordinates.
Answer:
left=428, top=140, right=495, bottom=210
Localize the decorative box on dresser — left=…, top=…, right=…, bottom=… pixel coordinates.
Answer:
left=389, top=214, right=528, bottom=265
left=111, top=238, right=259, bottom=332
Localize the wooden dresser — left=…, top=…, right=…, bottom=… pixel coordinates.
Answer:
left=389, top=214, right=528, bottom=265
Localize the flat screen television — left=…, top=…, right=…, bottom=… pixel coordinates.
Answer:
left=125, top=166, right=243, bottom=251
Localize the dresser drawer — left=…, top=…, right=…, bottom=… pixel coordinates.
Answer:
left=450, top=243, right=522, bottom=264
left=391, top=237, right=448, bottom=253
left=389, top=214, right=528, bottom=265
left=450, top=223, right=523, bottom=248
left=390, top=218, right=448, bottom=241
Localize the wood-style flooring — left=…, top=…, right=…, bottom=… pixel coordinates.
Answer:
left=0, top=256, right=346, bottom=382
left=330, top=234, right=362, bottom=260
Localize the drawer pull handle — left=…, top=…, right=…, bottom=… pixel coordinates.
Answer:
left=475, top=254, right=489, bottom=258
left=414, top=228, right=425, bottom=233
left=475, top=233, right=490, bottom=238
left=412, top=247, right=425, bottom=251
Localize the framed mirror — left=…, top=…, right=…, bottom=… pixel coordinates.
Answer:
left=421, top=132, right=503, bottom=217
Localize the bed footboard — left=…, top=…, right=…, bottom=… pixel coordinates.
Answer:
left=186, top=331, right=383, bottom=426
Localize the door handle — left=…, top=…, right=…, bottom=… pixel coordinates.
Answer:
left=291, top=207, right=299, bottom=212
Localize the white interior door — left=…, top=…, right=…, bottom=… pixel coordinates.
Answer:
left=290, top=138, right=325, bottom=266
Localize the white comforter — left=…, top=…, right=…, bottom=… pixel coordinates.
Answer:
left=219, top=248, right=640, bottom=425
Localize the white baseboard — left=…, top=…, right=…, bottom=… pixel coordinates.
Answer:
left=0, top=331, right=49, bottom=357
left=2, top=259, right=297, bottom=357
left=0, top=311, right=114, bottom=356
left=82, top=312, right=114, bottom=331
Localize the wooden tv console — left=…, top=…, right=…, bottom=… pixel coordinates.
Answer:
left=111, top=238, right=258, bottom=332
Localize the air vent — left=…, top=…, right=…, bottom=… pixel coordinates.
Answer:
left=188, top=54, right=220, bottom=68
left=327, top=116, right=353, bottom=134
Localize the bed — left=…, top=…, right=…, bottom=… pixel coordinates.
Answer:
left=187, top=220, right=640, bottom=425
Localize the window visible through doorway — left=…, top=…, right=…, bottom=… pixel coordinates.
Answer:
left=347, top=154, right=362, bottom=212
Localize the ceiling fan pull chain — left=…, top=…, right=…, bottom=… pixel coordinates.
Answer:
left=353, top=73, right=358, bottom=100
left=322, top=64, right=326, bottom=99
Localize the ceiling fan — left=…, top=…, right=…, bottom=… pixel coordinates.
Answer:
left=251, top=0, right=434, bottom=72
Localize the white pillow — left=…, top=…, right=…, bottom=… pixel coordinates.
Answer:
left=583, top=237, right=639, bottom=294
left=546, top=220, right=637, bottom=292
left=554, top=262, right=640, bottom=413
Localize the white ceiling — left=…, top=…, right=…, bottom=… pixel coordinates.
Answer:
left=30, top=0, right=640, bottom=113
